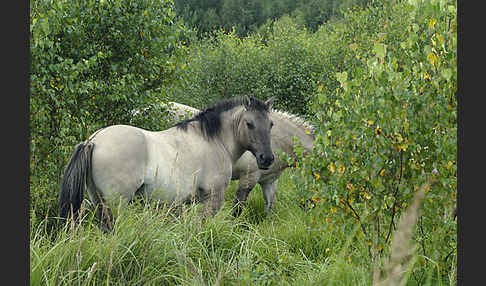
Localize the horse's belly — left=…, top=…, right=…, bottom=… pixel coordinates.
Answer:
left=143, top=164, right=201, bottom=204
left=142, top=130, right=207, bottom=204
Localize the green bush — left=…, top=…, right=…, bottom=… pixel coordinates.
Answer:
left=169, top=16, right=323, bottom=115
left=30, top=0, right=188, bottom=217
left=290, top=0, right=457, bottom=282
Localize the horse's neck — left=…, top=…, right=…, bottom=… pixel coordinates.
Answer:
left=215, top=108, right=247, bottom=164
left=270, top=111, right=314, bottom=154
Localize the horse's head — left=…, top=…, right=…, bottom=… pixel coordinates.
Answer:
left=238, top=97, right=275, bottom=170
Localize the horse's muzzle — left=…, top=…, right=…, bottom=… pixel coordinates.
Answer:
left=256, top=153, right=274, bottom=170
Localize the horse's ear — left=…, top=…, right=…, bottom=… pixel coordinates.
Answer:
left=265, top=97, right=275, bottom=109
left=245, top=96, right=251, bottom=107
left=241, top=95, right=250, bottom=110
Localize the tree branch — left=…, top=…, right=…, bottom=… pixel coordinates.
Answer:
left=385, top=150, right=403, bottom=244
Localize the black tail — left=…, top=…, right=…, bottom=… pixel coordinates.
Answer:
left=58, top=141, right=94, bottom=221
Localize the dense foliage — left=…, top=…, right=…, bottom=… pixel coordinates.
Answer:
left=30, top=0, right=188, bottom=215
left=289, top=0, right=457, bottom=282
left=168, top=16, right=322, bottom=115
left=174, top=0, right=371, bottom=37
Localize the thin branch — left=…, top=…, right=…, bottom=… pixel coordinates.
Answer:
left=444, top=248, right=455, bottom=263
left=418, top=216, right=427, bottom=256
left=344, top=199, right=373, bottom=260
left=345, top=200, right=367, bottom=236
left=385, top=150, right=403, bottom=244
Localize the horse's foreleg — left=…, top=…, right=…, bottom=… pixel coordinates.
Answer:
left=261, top=180, right=277, bottom=216
left=233, top=177, right=257, bottom=217
left=211, top=186, right=225, bottom=216
left=199, top=186, right=225, bottom=217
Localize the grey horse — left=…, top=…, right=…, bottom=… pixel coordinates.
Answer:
left=161, top=101, right=315, bottom=216
left=59, top=96, right=275, bottom=230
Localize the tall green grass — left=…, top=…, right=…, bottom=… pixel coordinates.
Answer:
left=30, top=169, right=455, bottom=285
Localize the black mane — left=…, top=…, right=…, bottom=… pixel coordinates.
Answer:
left=175, top=96, right=269, bottom=139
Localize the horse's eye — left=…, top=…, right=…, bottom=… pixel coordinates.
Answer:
left=246, top=121, right=255, bottom=130
left=270, top=121, right=274, bottom=128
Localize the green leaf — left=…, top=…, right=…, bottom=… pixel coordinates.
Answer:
left=373, top=43, right=387, bottom=59
left=40, top=18, right=50, bottom=35
left=441, top=68, right=453, bottom=81
left=335, top=71, right=348, bottom=85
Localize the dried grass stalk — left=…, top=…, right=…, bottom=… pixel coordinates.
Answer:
left=374, top=175, right=436, bottom=286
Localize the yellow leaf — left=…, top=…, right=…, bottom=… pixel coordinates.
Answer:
left=400, top=145, right=407, bottom=152
left=363, top=192, right=371, bottom=200
left=396, top=145, right=402, bottom=152
left=325, top=217, right=331, bottom=223
left=379, top=169, right=386, bottom=177
left=325, top=248, right=331, bottom=254
left=367, top=119, right=374, bottom=126
left=446, top=161, right=453, bottom=170
left=429, top=18, right=437, bottom=29
left=313, top=173, right=321, bottom=180
left=329, top=162, right=335, bottom=173
left=396, top=133, right=403, bottom=143
left=401, top=142, right=409, bottom=151
left=437, top=34, right=444, bottom=45
left=427, top=52, right=437, bottom=67
left=317, top=85, right=323, bottom=92
left=338, top=165, right=345, bottom=174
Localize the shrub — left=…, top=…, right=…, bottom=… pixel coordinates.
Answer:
left=30, top=0, right=188, bottom=217
left=290, top=0, right=457, bottom=282
left=169, top=16, right=322, bottom=115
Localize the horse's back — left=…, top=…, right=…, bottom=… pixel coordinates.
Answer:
left=89, top=125, right=149, bottom=203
